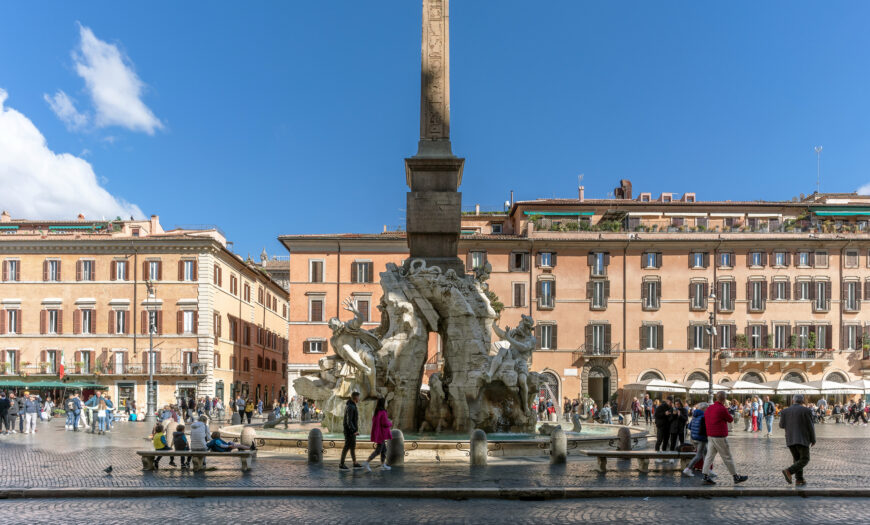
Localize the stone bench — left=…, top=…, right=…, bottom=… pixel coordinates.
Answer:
left=136, top=450, right=257, bottom=472
left=578, top=449, right=696, bottom=474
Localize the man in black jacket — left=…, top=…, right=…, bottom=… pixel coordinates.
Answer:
left=780, top=394, right=816, bottom=486
left=339, top=392, right=362, bottom=471
left=653, top=396, right=673, bottom=456
left=0, top=392, right=10, bottom=434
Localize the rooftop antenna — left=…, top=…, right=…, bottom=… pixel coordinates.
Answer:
left=814, top=146, right=823, bottom=198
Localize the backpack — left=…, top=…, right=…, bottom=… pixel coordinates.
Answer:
left=66, top=399, right=75, bottom=411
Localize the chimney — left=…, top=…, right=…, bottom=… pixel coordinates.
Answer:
left=77, top=213, right=85, bottom=221
left=0, top=211, right=10, bottom=223
left=475, top=203, right=480, bottom=215
left=578, top=186, right=585, bottom=202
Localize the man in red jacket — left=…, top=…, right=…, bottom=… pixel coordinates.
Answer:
left=702, top=391, right=749, bottom=485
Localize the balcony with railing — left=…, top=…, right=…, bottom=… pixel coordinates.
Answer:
left=718, top=348, right=834, bottom=370
left=572, top=343, right=620, bottom=366
left=76, top=362, right=207, bottom=376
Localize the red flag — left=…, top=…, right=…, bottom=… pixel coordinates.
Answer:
left=59, top=351, right=65, bottom=379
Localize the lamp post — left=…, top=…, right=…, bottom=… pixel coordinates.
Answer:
left=707, top=292, right=717, bottom=404
left=144, top=280, right=157, bottom=423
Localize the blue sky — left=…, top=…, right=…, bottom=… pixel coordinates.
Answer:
left=1, top=2, right=869, bottom=257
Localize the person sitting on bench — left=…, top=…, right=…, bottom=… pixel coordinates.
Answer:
left=206, top=431, right=255, bottom=452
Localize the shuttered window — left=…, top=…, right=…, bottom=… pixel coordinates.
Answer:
left=309, top=260, right=324, bottom=283
left=309, top=299, right=324, bottom=322
left=512, top=283, right=526, bottom=307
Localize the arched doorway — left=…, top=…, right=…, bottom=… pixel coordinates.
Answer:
left=741, top=372, right=764, bottom=383
left=587, top=367, right=611, bottom=406
left=581, top=358, right=618, bottom=407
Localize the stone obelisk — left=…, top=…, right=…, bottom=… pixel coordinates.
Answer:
left=404, top=0, right=466, bottom=274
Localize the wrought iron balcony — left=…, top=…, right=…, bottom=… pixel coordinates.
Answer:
left=88, top=362, right=207, bottom=376
left=572, top=343, right=620, bottom=366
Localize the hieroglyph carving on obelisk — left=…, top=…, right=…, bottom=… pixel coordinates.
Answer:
left=421, top=0, right=450, bottom=141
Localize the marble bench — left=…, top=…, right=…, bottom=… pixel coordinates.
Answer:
left=578, top=449, right=696, bottom=474
left=136, top=450, right=257, bottom=472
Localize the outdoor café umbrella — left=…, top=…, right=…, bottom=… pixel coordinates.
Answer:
left=727, top=380, right=775, bottom=395
left=805, top=380, right=864, bottom=395
left=847, top=379, right=870, bottom=393
left=760, top=379, right=819, bottom=396
left=679, top=380, right=731, bottom=395
left=622, top=379, right=687, bottom=393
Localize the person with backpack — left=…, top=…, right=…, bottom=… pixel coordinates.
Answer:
left=363, top=397, right=393, bottom=472
left=763, top=395, right=776, bottom=438
left=64, top=394, right=76, bottom=431
left=173, top=424, right=191, bottom=469
left=683, top=402, right=709, bottom=477
left=244, top=399, right=254, bottom=424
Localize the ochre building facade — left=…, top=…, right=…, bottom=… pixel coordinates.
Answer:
left=0, top=213, right=289, bottom=411
left=281, top=183, right=870, bottom=407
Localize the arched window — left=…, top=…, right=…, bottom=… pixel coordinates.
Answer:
left=640, top=371, right=664, bottom=381
left=783, top=372, right=805, bottom=383
left=742, top=372, right=763, bottom=384
left=719, top=377, right=732, bottom=384
left=826, top=372, right=847, bottom=383
left=538, top=371, right=560, bottom=404
left=687, top=371, right=709, bottom=382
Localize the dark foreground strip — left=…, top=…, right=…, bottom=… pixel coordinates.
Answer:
left=1, top=487, right=869, bottom=500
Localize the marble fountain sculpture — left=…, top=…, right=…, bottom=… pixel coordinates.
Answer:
left=293, top=260, right=543, bottom=436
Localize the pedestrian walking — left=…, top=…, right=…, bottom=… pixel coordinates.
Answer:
left=22, top=392, right=40, bottom=434
left=245, top=399, right=254, bottom=424
left=742, top=399, right=751, bottom=432
left=701, top=391, right=748, bottom=485
left=15, top=393, right=25, bottom=433
left=780, top=394, right=815, bottom=485
left=7, top=393, right=18, bottom=433
left=683, top=402, right=709, bottom=477
left=339, top=392, right=362, bottom=471
left=363, top=397, right=393, bottom=472
left=763, top=395, right=775, bottom=438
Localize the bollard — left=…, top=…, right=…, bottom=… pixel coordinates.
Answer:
left=386, top=429, right=405, bottom=467
left=470, top=429, right=487, bottom=467
left=571, top=413, right=582, bottom=433
left=307, top=428, right=323, bottom=464
left=550, top=428, right=567, bottom=465
left=617, top=427, right=632, bottom=451
left=231, top=412, right=241, bottom=425
left=240, top=426, right=257, bottom=447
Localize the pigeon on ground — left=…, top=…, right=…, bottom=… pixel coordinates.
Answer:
left=104, top=466, right=113, bottom=474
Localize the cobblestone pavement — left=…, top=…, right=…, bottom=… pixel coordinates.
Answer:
left=3, top=418, right=870, bottom=490
left=0, top=496, right=868, bottom=524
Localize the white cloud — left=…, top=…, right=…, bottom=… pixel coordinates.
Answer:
left=0, top=88, right=143, bottom=220
left=858, top=183, right=870, bottom=195
left=43, top=90, right=88, bottom=131
left=72, top=24, right=163, bottom=134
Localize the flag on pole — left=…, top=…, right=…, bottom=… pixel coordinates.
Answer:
left=59, top=351, right=65, bottom=379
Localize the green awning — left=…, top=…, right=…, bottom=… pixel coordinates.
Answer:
left=0, top=225, right=18, bottom=230
left=0, top=380, right=27, bottom=387
left=0, top=380, right=108, bottom=389
left=814, top=211, right=870, bottom=217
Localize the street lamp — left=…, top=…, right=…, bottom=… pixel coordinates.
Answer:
left=143, top=280, right=157, bottom=423
left=706, top=292, right=718, bottom=404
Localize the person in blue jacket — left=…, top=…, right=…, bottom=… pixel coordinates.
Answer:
left=683, top=402, right=712, bottom=477
left=84, top=391, right=103, bottom=433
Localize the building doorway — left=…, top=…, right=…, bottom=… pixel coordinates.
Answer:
left=176, top=382, right=197, bottom=405
left=587, top=367, right=611, bottom=407
left=117, top=382, right=136, bottom=413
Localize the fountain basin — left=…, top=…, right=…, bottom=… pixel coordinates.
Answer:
left=220, top=421, right=648, bottom=460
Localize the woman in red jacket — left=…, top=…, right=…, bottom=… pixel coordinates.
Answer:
left=364, top=397, right=393, bottom=472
